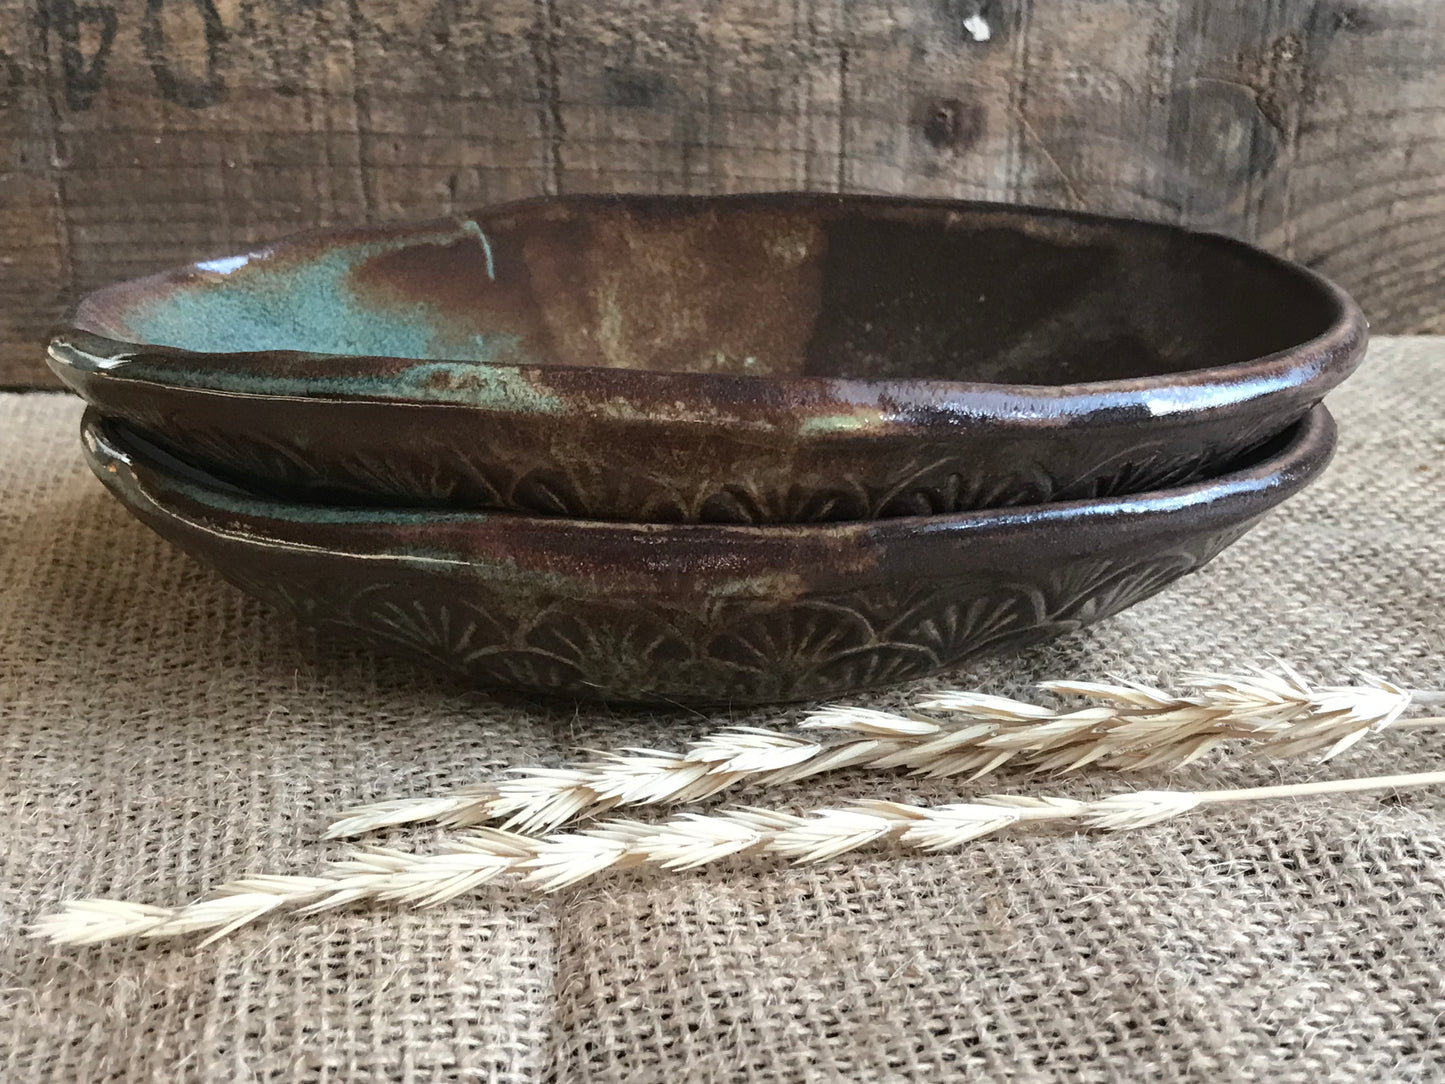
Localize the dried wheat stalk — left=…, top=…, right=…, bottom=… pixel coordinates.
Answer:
left=327, top=665, right=1436, bottom=838
left=36, top=768, right=1445, bottom=947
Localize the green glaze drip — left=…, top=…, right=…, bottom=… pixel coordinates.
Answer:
left=797, top=410, right=887, bottom=434
left=113, top=357, right=561, bottom=413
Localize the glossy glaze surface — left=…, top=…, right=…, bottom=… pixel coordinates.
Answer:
left=81, top=405, right=1336, bottom=706
left=51, top=195, right=1364, bottom=523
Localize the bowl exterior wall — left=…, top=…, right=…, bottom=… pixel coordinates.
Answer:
left=57, top=353, right=1325, bottom=523
left=80, top=409, right=1335, bottom=706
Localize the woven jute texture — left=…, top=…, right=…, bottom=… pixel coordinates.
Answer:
left=4, top=337, right=1445, bottom=1082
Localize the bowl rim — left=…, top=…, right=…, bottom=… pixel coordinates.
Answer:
left=52, top=193, right=1367, bottom=430
left=83, top=402, right=1337, bottom=553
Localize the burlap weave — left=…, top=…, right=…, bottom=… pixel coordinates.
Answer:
left=4, top=337, right=1445, bottom=1082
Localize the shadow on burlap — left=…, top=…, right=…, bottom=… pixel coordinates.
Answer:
left=3, top=338, right=1445, bottom=1082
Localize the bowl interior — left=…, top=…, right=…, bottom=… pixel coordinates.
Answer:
left=75, top=195, right=1344, bottom=386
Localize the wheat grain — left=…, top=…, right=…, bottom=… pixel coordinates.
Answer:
left=326, top=666, right=1428, bottom=838
left=35, top=768, right=1445, bottom=947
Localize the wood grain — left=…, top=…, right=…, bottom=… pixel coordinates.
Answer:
left=3, top=0, right=1445, bottom=385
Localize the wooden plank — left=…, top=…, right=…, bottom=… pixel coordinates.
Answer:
left=837, top=0, right=1021, bottom=199
left=5, top=0, right=1445, bottom=385
left=348, top=1, right=547, bottom=215
left=547, top=0, right=844, bottom=195
left=1282, top=0, right=1445, bottom=333
left=44, top=0, right=366, bottom=301
left=0, top=0, right=64, bottom=384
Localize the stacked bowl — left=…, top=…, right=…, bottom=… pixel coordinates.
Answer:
left=49, top=194, right=1365, bottom=706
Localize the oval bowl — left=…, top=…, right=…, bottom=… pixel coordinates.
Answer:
left=51, top=194, right=1362, bottom=524
left=81, top=405, right=1336, bottom=706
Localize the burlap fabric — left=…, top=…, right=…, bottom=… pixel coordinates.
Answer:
left=3, top=337, right=1445, bottom=1082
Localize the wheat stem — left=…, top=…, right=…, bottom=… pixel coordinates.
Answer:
left=1391, top=715, right=1445, bottom=730
left=327, top=667, right=1431, bottom=838
left=1198, top=770, right=1445, bottom=804
left=35, top=768, right=1445, bottom=947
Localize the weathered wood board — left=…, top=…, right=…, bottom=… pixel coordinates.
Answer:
left=3, top=0, right=1444, bottom=385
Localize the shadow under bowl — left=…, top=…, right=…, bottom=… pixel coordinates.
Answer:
left=80, top=404, right=1337, bottom=707
left=51, top=193, right=1363, bottom=524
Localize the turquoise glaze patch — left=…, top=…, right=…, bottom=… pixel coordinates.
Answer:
left=107, top=222, right=563, bottom=411
left=124, top=226, right=495, bottom=359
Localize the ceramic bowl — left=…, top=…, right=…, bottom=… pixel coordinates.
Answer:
left=50, top=194, right=1363, bottom=524
left=82, top=404, right=1336, bottom=706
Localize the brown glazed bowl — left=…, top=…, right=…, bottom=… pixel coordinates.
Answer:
left=81, top=405, right=1336, bottom=707
left=51, top=194, right=1363, bottom=524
